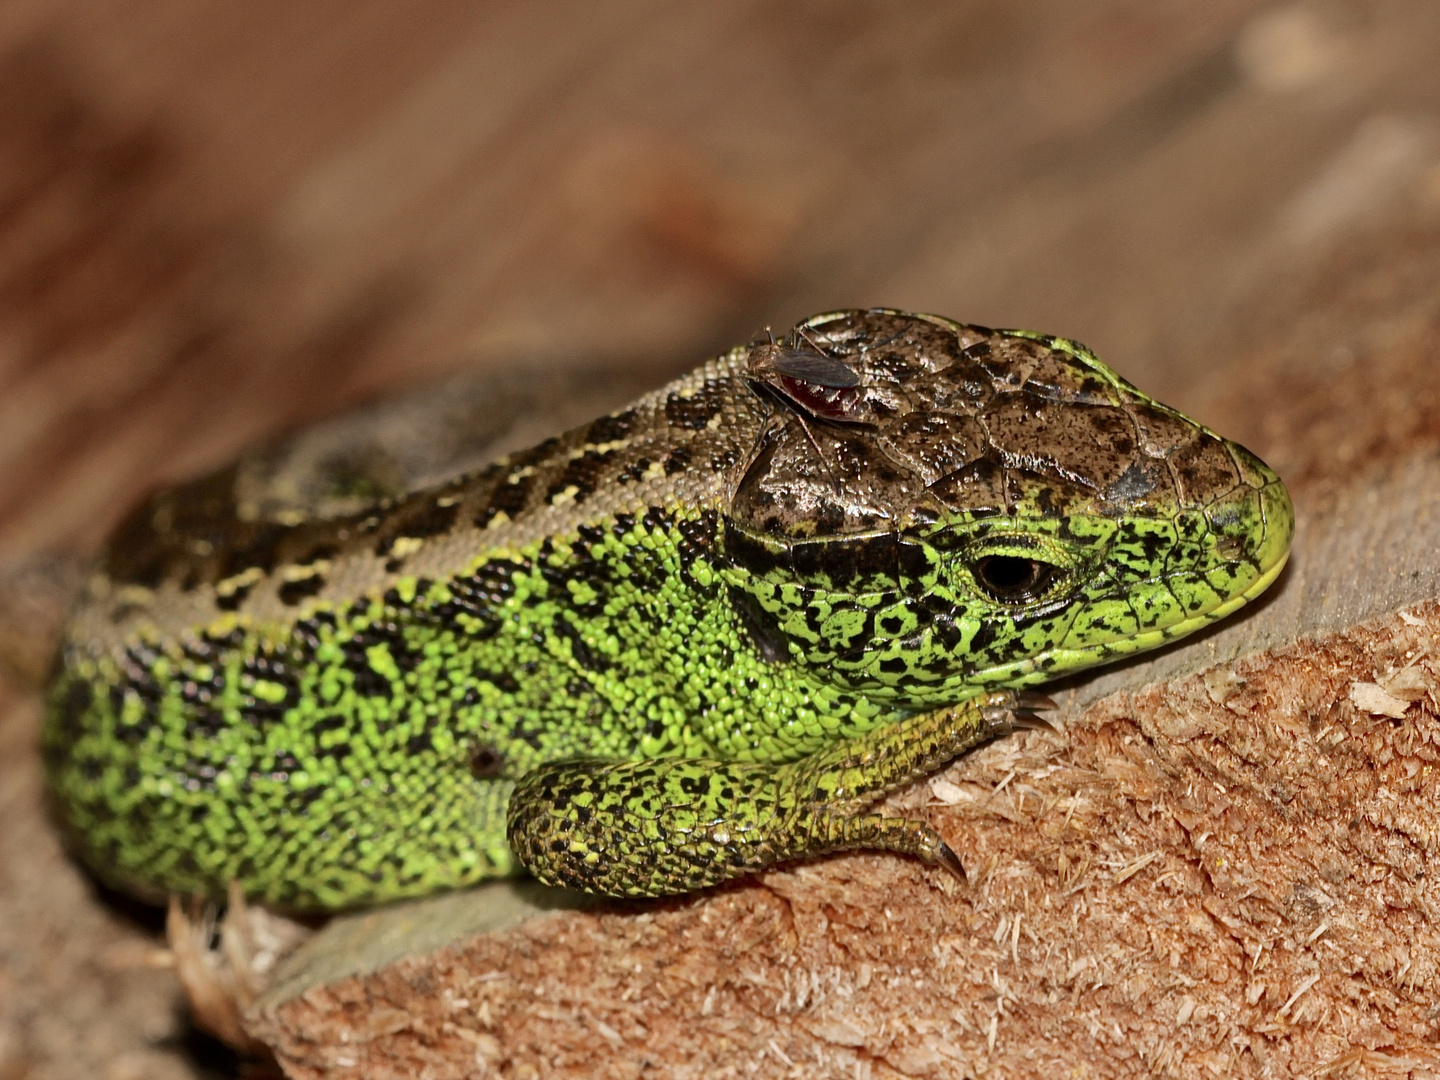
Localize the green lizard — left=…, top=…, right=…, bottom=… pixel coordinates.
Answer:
left=43, top=310, right=1292, bottom=908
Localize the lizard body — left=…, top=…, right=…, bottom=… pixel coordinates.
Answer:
left=43, top=310, right=1292, bottom=907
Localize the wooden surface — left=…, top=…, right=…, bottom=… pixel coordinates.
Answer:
left=2, top=2, right=1440, bottom=1078
left=243, top=224, right=1440, bottom=1078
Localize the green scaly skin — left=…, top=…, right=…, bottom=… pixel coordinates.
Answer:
left=42, top=310, right=1293, bottom=907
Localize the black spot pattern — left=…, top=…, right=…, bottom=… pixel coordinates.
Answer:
left=278, top=575, right=326, bottom=606
left=547, top=448, right=618, bottom=504
left=664, top=381, right=727, bottom=430
left=585, top=408, right=638, bottom=444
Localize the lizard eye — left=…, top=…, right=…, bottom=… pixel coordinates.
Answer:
left=971, top=555, right=1059, bottom=603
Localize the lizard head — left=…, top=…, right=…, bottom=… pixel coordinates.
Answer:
left=721, top=309, right=1293, bottom=700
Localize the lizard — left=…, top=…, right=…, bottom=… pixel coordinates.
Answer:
left=41, top=309, right=1293, bottom=908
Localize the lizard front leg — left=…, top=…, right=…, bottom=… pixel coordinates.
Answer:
left=506, top=690, right=1045, bottom=897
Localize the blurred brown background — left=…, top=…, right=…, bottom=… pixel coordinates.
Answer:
left=2, top=2, right=1440, bottom=1077
left=3, top=0, right=1438, bottom=565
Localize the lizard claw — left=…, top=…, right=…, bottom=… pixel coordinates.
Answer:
left=933, top=837, right=967, bottom=884
left=1010, top=708, right=1058, bottom=732
left=981, top=689, right=1061, bottom=731
left=1013, top=689, right=1058, bottom=711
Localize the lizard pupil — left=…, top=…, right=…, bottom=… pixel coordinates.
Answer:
left=973, top=555, right=1055, bottom=602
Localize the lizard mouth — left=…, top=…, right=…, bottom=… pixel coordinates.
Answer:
left=1182, top=470, right=1294, bottom=626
